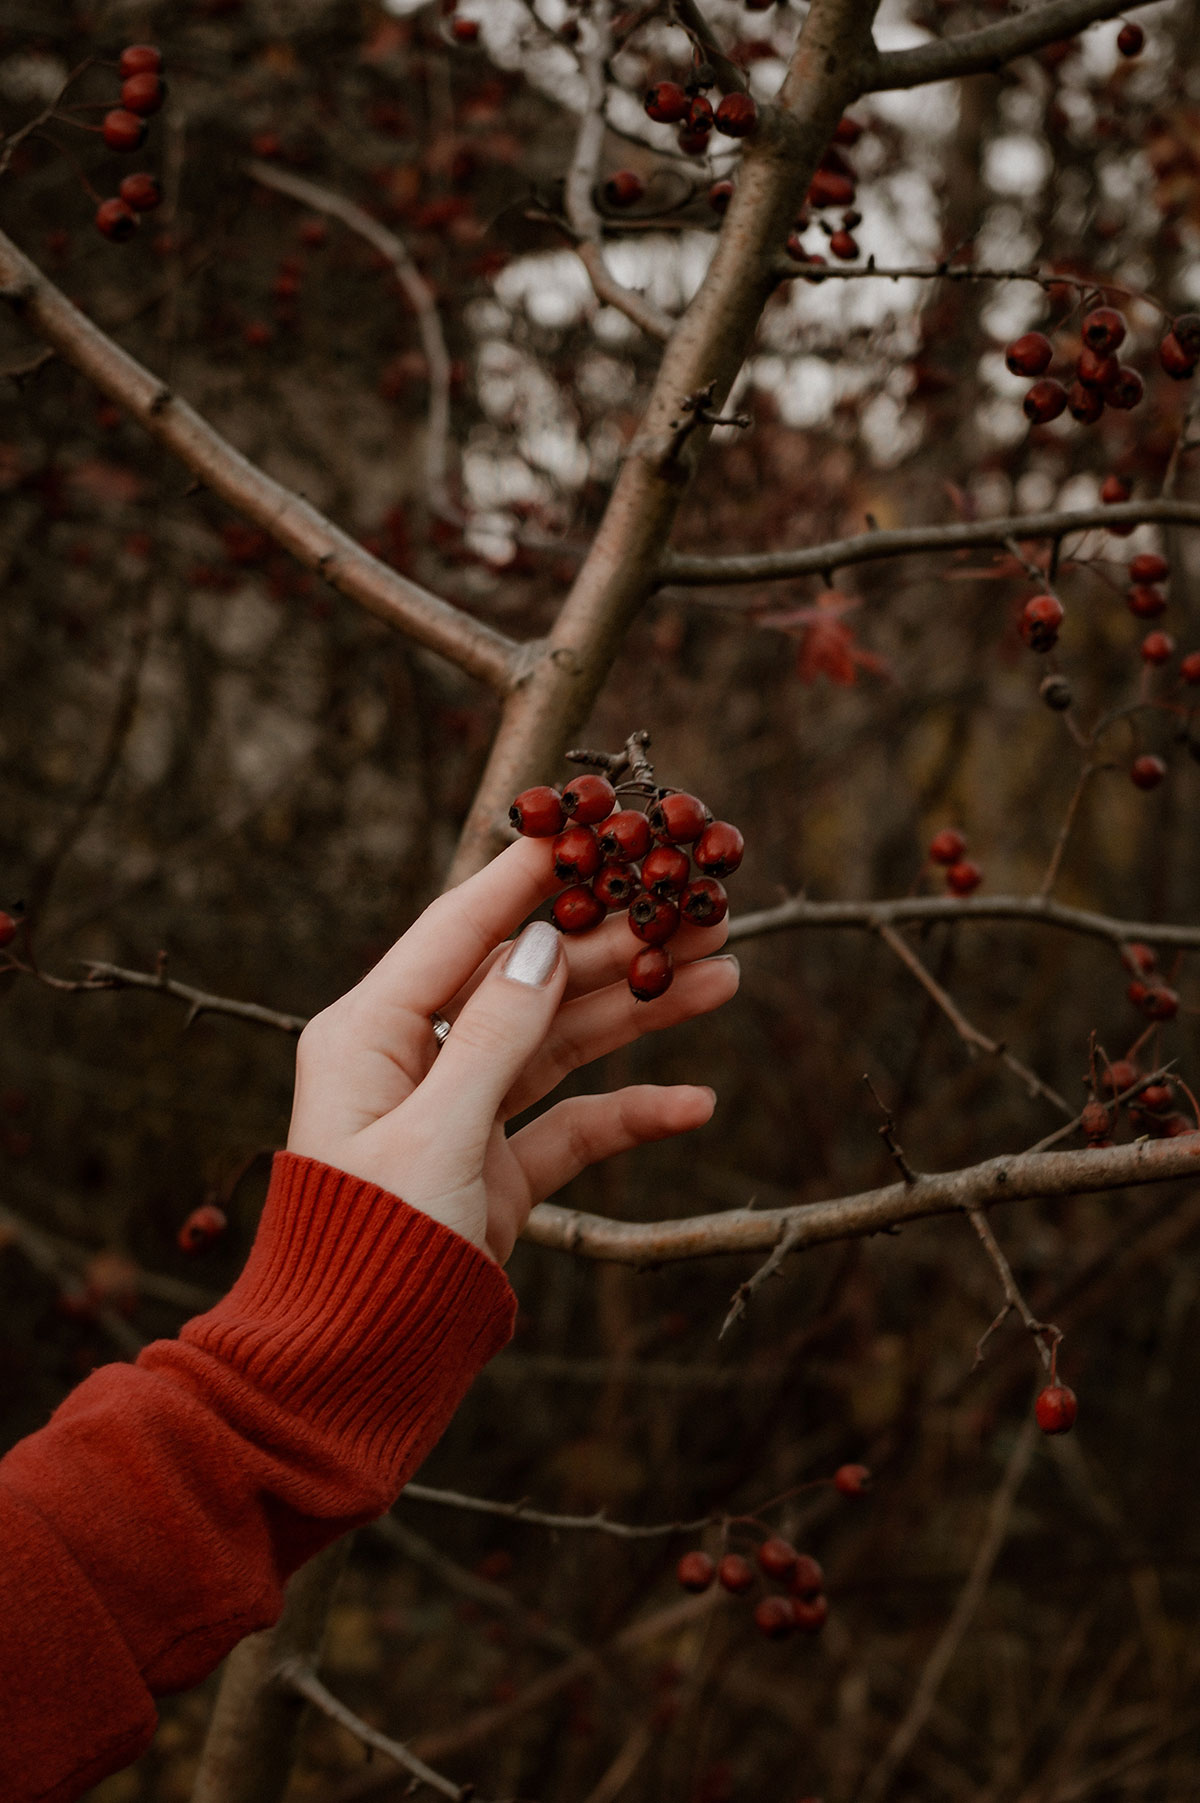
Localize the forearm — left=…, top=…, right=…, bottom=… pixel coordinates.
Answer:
left=0, top=1152, right=515, bottom=1803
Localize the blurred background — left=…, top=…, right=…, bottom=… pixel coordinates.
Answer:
left=2, top=0, right=1200, bottom=1797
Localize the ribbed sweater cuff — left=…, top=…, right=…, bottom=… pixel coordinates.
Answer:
left=174, top=1152, right=517, bottom=1496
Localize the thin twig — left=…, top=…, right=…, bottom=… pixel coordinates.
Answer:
left=876, top=920, right=1071, bottom=1115
left=0, top=953, right=306, bottom=1034
left=968, top=1207, right=1060, bottom=1372
left=276, top=1658, right=476, bottom=1802
left=399, top=1480, right=712, bottom=1539
left=864, top=1071, right=917, bottom=1184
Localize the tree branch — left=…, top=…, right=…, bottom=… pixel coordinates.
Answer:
left=245, top=160, right=454, bottom=515
left=868, top=0, right=1156, bottom=92
left=2, top=953, right=306, bottom=1034
left=726, top=892, right=1200, bottom=955
left=658, top=499, right=1200, bottom=588
left=521, top=1135, right=1200, bottom=1263
left=398, top=1479, right=711, bottom=1540
left=0, top=228, right=519, bottom=693
left=276, top=1659, right=475, bottom=1803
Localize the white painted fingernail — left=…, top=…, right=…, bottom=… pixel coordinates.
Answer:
left=503, top=919, right=561, bottom=987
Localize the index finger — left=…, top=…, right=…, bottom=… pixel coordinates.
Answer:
left=359, top=834, right=561, bottom=1019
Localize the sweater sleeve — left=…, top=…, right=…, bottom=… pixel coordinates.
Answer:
left=0, top=1152, right=517, bottom=1803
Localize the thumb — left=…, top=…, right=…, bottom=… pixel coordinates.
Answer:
left=412, top=919, right=566, bottom=1146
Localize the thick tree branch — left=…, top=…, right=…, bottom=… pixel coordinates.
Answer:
left=868, top=0, right=1156, bottom=92
left=658, top=499, right=1200, bottom=588
left=521, top=1135, right=1200, bottom=1263
left=0, top=228, right=518, bottom=693
left=727, top=892, right=1200, bottom=953
left=245, top=161, right=454, bottom=514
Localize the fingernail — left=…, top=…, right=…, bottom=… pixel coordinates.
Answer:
left=713, top=954, right=740, bottom=978
left=503, top=919, right=561, bottom=987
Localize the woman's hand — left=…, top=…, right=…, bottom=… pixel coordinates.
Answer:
left=286, top=835, right=739, bottom=1262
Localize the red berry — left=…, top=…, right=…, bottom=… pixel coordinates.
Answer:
left=642, top=845, right=691, bottom=896
left=119, top=44, right=162, bottom=78
left=1102, top=474, right=1132, bottom=504
left=695, top=821, right=744, bottom=877
left=686, top=96, right=714, bottom=133
left=561, top=774, right=616, bottom=825
left=791, top=1594, right=830, bottom=1632
left=1127, top=979, right=1149, bottom=1009
left=1143, top=985, right=1179, bottom=1020
left=708, top=180, right=734, bottom=213
left=178, top=1203, right=227, bottom=1254
left=649, top=791, right=708, bottom=843
left=1172, top=313, right=1200, bottom=356
left=1076, top=346, right=1118, bottom=389
left=807, top=169, right=856, bottom=209
left=102, top=109, right=148, bottom=151
left=1104, top=365, right=1144, bottom=410
left=757, top=1537, right=797, bottom=1580
left=1019, top=593, right=1064, bottom=651
left=714, top=92, right=758, bottom=138
left=552, top=825, right=602, bottom=882
left=629, top=893, right=681, bottom=945
left=1101, top=1058, right=1139, bottom=1094
left=833, top=1462, right=870, bottom=1496
left=95, top=198, right=138, bottom=241
left=0, top=911, right=17, bottom=948
left=677, top=125, right=713, bottom=156
left=510, top=785, right=564, bottom=837
left=243, top=321, right=273, bottom=348
left=603, top=170, right=644, bottom=207
left=1181, top=650, right=1200, bottom=683
left=121, top=72, right=165, bottom=115
left=1130, top=552, right=1168, bottom=583
left=1130, top=754, right=1167, bottom=790
left=717, top=1553, right=755, bottom=1594
left=1128, top=585, right=1167, bottom=618
left=1158, top=332, right=1197, bottom=379
left=1139, top=1082, right=1173, bottom=1111
left=1081, top=306, right=1126, bottom=354
left=628, top=945, right=674, bottom=1001
left=118, top=172, right=161, bottom=211
left=828, top=229, right=859, bottom=261
left=946, top=860, right=983, bottom=896
left=754, top=1596, right=795, bottom=1639
left=594, top=863, right=639, bottom=909
left=1023, top=378, right=1068, bottom=424
left=790, top=1555, right=823, bottom=1598
left=1117, top=21, right=1144, bottom=55
left=1005, top=331, right=1053, bottom=378
left=645, top=81, right=690, bottom=125
left=798, top=250, right=828, bottom=280
left=1035, top=1383, right=1077, bottom=1434
left=680, top=878, right=728, bottom=926
left=1067, top=381, right=1104, bottom=424
left=1141, top=630, right=1175, bottom=665
left=1081, top=1099, right=1113, bottom=1143
left=832, top=115, right=863, bottom=145
left=1123, top=941, right=1158, bottom=974
left=928, top=828, right=966, bottom=866
left=676, top=1550, right=716, bottom=1592
left=450, top=16, right=479, bottom=41
left=552, top=885, right=607, bottom=933
left=597, top=809, right=652, bottom=862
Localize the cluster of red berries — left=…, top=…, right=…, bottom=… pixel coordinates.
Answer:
left=1120, top=941, right=1182, bottom=1027
left=785, top=116, right=864, bottom=269
left=95, top=46, right=165, bottom=242
left=927, top=828, right=982, bottom=897
left=1007, top=306, right=1200, bottom=427
left=178, top=1202, right=227, bottom=1254
left=643, top=66, right=759, bottom=159
left=510, top=759, right=743, bottom=1001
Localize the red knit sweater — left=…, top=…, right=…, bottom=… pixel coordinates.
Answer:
left=0, top=1152, right=517, bottom=1803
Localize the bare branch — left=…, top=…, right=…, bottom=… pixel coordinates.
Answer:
left=276, top=1659, right=474, bottom=1802
left=726, top=892, right=1200, bottom=955
left=968, top=1208, right=1060, bottom=1372
left=770, top=261, right=1167, bottom=314
left=399, top=1479, right=711, bottom=1540
left=876, top=920, right=1071, bottom=1115
left=566, top=1, right=676, bottom=342
left=868, top=0, right=1155, bottom=92
left=1, top=953, right=306, bottom=1035
left=658, top=498, right=1200, bottom=589
left=246, top=160, right=454, bottom=514
left=0, top=227, right=519, bottom=693
left=521, top=1134, right=1200, bottom=1264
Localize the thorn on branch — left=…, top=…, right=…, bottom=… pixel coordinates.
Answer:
left=863, top=1073, right=917, bottom=1184
left=660, top=381, right=750, bottom=475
